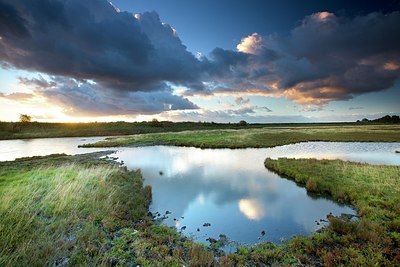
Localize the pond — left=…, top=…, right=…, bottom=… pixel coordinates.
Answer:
left=1, top=137, right=399, bottom=247
left=109, top=141, right=399, bottom=247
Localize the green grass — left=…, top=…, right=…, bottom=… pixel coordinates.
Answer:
left=0, top=121, right=292, bottom=140
left=0, top=153, right=153, bottom=266
left=1, top=120, right=398, bottom=141
left=0, top=154, right=227, bottom=266
left=2, top=152, right=400, bottom=266
left=263, top=158, right=400, bottom=266
left=82, top=124, right=400, bottom=148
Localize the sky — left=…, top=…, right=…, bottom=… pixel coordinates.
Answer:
left=0, top=0, right=399, bottom=123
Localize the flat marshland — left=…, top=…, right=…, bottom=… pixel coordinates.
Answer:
left=82, top=124, right=400, bottom=148
left=1, top=124, right=400, bottom=266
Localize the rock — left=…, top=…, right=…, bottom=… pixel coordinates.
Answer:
left=165, top=210, right=171, bottom=215
left=54, top=258, right=70, bottom=267
left=219, top=234, right=227, bottom=239
left=206, top=237, right=217, bottom=244
left=203, top=223, right=211, bottom=227
left=261, top=230, right=266, bottom=236
left=181, top=226, right=186, bottom=231
left=197, top=228, right=200, bottom=232
left=159, top=171, right=164, bottom=175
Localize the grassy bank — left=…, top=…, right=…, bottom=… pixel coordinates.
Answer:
left=264, top=158, right=400, bottom=266
left=0, top=153, right=244, bottom=266
left=2, top=153, right=400, bottom=266
left=0, top=153, right=152, bottom=266
left=82, top=124, right=400, bottom=148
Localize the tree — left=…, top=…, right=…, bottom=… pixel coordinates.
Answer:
left=150, top=118, right=162, bottom=127
left=239, top=120, right=248, bottom=126
left=19, top=114, right=32, bottom=123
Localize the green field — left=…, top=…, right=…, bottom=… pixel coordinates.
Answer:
left=0, top=121, right=276, bottom=140
left=1, top=120, right=398, bottom=141
left=82, top=124, right=400, bottom=148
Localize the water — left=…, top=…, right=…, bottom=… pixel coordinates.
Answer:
left=0, top=136, right=113, bottom=161
left=1, top=137, right=399, bottom=246
left=265, top=141, right=400, bottom=165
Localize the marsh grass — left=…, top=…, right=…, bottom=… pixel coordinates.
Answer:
left=263, top=158, right=400, bottom=266
left=0, top=155, right=151, bottom=266
left=0, top=154, right=222, bottom=266
left=2, top=152, right=400, bottom=266
left=82, top=125, right=400, bottom=148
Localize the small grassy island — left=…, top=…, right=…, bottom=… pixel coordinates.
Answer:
left=81, top=124, right=400, bottom=148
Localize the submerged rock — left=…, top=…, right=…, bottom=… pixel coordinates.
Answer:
left=203, top=223, right=211, bottom=227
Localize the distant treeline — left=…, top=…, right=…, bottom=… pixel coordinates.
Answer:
left=0, top=116, right=398, bottom=140
left=357, top=115, right=400, bottom=124
left=0, top=120, right=262, bottom=140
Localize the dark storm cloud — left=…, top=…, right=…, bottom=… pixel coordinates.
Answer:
left=31, top=78, right=198, bottom=116
left=1, top=0, right=400, bottom=114
left=200, top=11, right=400, bottom=107
left=0, top=0, right=201, bottom=115
left=0, top=0, right=202, bottom=92
left=0, top=1, right=29, bottom=38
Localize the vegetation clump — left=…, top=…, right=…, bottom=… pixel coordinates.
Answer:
left=264, top=158, right=400, bottom=266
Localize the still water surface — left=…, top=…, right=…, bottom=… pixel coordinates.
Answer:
left=1, top=138, right=399, bottom=246
left=111, top=141, right=399, bottom=246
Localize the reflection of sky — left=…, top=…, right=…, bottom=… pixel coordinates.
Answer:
left=265, top=142, right=400, bottom=165
left=115, top=144, right=400, bottom=245
left=1, top=139, right=399, bottom=245
left=0, top=136, right=112, bottom=161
